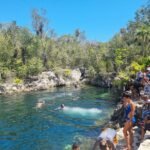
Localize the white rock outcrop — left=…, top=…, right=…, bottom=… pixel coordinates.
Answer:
left=0, top=69, right=82, bottom=95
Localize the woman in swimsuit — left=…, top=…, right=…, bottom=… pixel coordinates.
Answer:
left=123, top=93, right=136, bottom=150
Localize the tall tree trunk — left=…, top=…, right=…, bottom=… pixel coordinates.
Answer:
left=21, top=47, right=27, bottom=64
left=42, top=51, right=47, bottom=67
left=13, top=49, right=18, bottom=58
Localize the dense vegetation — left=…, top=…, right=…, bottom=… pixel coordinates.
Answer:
left=0, top=3, right=149, bottom=85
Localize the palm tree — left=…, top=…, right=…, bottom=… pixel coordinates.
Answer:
left=135, top=25, right=150, bottom=56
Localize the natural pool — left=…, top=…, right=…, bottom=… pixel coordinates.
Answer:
left=0, top=86, right=116, bottom=150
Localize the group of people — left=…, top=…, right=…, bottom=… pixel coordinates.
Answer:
left=133, top=67, right=150, bottom=98
left=91, top=67, right=150, bottom=150
left=91, top=91, right=135, bottom=150
left=134, top=67, right=150, bottom=141
left=36, top=67, right=150, bottom=150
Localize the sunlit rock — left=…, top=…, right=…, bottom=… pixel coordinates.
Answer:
left=71, top=69, right=81, bottom=81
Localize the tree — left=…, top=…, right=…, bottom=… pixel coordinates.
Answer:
left=18, top=28, right=33, bottom=64
left=135, top=24, right=150, bottom=56
left=32, top=9, right=48, bottom=37
left=74, top=29, right=86, bottom=42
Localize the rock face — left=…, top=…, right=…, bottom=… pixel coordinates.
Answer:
left=0, top=69, right=82, bottom=95
left=71, top=69, right=81, bottom=81
left=0, top=69, right=116, bottom=95
left=90, top=74, right=113, bottom=88
left=0, top=86, right=5, bottom=94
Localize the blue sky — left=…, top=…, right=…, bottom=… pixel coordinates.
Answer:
left=0, top=0, right=147, bottom=42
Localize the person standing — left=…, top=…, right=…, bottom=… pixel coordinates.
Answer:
left=123, top=92, right=136, bottom=150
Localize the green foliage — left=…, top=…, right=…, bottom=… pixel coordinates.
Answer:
left=64, top=69, right=72, bottom=77
left=88, top=66, right=96, bottom=78
left=114, top=48, right=129, bottom=71
left=13, top=78, right=23, bottom=84
left=118, top=71, right=129, bottom=81
left=53, top=68, right=72, bottom=78
left=113, top=71, right=129, bottom=89
left=26, top=58, right=43, bottom=76
left=16, top=65, right=27, bottom=78
left=0, top=67, right=11, bottom=80
left=130, top=62, right=144, bottom=72
left=0, top=4, right=149, bottom=83
left=138, top=56, right=150, bottom=67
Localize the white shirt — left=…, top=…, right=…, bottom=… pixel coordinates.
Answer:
left=97, top=128, right=116, bottom=142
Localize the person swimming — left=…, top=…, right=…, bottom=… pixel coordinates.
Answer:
left=36, top=100, right=45, bottom=109
left=54, top=104, right=65, bottom=111
left=61, top=104, right=65, bottom=109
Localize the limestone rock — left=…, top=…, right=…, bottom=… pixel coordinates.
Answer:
left=71, top=69, right=81, bottom=81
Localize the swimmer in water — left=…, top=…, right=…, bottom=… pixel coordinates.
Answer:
left=54, top=104, right=65, bottom=111
left=36, top=100, right=45, bottom=109
left=61, top=104, right=65, bottom=109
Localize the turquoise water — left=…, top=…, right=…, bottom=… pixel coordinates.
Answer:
left=0, top=86, right=116, bottom=150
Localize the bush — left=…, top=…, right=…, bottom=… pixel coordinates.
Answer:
left=0, top=67, right=11, bottom=80
left=131, top=62, right=144, bottom=72
left=16, top=65, right=28, bottom=78
left=64, top=69, right=71, bottom=77
left=26, top=58, right=43, bottom=76
left=13, top=78, right=23, bottom=84
left=118, top=71, right=129, bottom=81
left=88, top=66, right=96, bottom=78
left=112, top=71, right=129, bottom=89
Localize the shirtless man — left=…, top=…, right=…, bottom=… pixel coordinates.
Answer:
left=123, top=93, right=136, bottom=150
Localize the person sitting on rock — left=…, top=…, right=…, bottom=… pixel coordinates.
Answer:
left=92, top=128, right=117, bottom=150
left=141, top=100, right=150, bottom=141
left=142, top=97, right=150, bottom=118
left=141, top=115, right=150, bottom=141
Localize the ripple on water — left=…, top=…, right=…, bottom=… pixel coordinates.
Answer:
left=0, top=86, right=116, bottom=150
